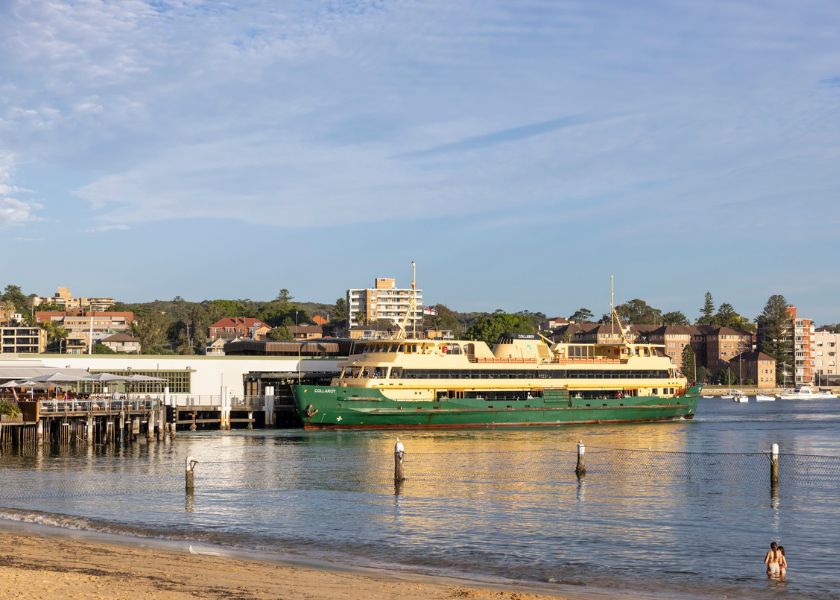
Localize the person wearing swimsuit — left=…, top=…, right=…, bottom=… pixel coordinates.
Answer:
left=764, top=542, right=780, bottom=578
left=778, top=546, right=788, bottom=579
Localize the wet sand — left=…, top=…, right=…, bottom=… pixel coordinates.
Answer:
left=0, top=528, right=592, bottom=600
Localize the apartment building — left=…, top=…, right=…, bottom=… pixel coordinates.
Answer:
left=814, top=330, right=839, bottom=384
left=787, top=305, right=815, bottom=386
left=35, top=311, right=134, bottom=354
left=703, top=326, right=753, bottom=372
left=0, top=327, right=47, bottom=354
left=347, top=277, right=423, bottom=330
left=729, top=350, right=776, bottom=388
left=35, top=287, right=115, bottom=312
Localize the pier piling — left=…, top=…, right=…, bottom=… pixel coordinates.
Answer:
left=394, top=438, right=406, bottom=484
left=770, top=443, right=779, bottom=488
left=575, top=441, right=586, bottom=478
left=185, top=456, right=197, bottom=493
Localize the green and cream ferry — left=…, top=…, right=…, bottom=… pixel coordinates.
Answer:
left=293, top=331, right=700, bottom=430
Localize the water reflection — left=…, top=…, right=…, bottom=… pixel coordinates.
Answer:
left=0, top=400, right=838, bottom=599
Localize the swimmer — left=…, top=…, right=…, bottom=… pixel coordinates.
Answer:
left=764, top=541, right=780, bottom=578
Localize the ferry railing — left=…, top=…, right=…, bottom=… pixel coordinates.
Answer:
left=172, top=395, right=222, bottom=407
left=469, top=357, right=539, bottom=364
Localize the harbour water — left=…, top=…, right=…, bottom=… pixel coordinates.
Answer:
left=1, top=398, right=840, bottom=599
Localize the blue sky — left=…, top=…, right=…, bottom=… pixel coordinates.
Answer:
left=1, top=0, right=839, bottom=323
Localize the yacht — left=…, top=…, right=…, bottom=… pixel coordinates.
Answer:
left=777, top=386, right=838, bottom=400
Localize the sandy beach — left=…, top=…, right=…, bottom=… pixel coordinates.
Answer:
left=0, top=527, right=585, bottom=600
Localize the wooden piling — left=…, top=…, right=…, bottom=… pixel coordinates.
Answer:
left=394, top=438, right=406, bottom=483
left=185, top=456, right=196, bottom=493
left=770, top=443, right=779, bottom=488
left=575, top=441, right=586, bottom=478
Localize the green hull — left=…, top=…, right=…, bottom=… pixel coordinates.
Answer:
left=293, top=385, right=701, bottom=430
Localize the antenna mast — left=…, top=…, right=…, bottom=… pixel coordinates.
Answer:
left=610, top=274, right=615, bottom=336
left=411, top=260, right=417, bottom=340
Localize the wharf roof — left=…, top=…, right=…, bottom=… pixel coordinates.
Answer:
left=288, top=325, right=323, bottom=334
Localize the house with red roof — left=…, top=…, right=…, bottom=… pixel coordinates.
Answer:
left=208, top=317, right=272, bottom=342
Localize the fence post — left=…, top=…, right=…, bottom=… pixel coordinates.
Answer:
left=575, top=440, right=586, bottom=477
left=770, top=443, right=779, bottom=488
left=185, top=456, right=197, bottom=493
left=394, top=438, right=406, bottom=483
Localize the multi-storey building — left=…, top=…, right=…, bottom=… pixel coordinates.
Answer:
left=34, top=287, right=115, bottom=312
left=35, top=311, right=134, bottom=354
left=729, top=350, right=776, bottom=388
left=347, top=277, right=423, bottom=330
left=814, top=330, right=839, bottom=384
left=788, top=305, right=815, bottom=386
left=703, top=326, right=753, bottom=372
left=0, top=327, right=47, bottom=354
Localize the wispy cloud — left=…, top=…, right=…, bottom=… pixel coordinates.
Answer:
left=0, top=153, right=41, bottom=226
left=821, top=75, right=840, bottom=87
left=391, top=114, right=593, bottom=159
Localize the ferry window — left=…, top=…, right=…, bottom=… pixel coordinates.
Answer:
left=351, top=367, right=362, bottom=378
left=390, top=367, right=403, bottom=379
left=373, top=367, right=385, bottom=378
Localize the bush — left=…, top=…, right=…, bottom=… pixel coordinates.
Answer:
left=0, top=400, right=21, bottom=417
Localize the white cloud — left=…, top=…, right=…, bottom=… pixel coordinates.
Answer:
left=0, top=152, right=41, bottom=226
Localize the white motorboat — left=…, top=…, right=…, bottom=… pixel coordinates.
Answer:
left=733, top=394, right=749, bottom=403
left=720, top=389, right=741, bottom=400
left=777, top=386, right=838, bottom=400
left=754, top=394, right=776, bottom=402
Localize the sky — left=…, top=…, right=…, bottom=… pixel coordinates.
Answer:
left=1, top=0, right=839, bottom=323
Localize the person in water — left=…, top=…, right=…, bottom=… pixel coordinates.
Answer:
left=778, top=546, right=788, bottom=579
left=764, top=542, right=781, bottom=578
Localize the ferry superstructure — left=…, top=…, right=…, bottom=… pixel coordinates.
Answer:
left=293, top=332, right=700, bottom=429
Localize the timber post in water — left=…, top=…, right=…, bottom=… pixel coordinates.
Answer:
left=770, top=443, right=780, bottom=489
left=185, top=456, right=197, bottom=493
left=575, top=440, right=586, bottom=478
left=394, top=438, right=406, bottom=484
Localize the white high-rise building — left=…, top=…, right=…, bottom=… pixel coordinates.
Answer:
left=347, top=277, right=423, bottom=330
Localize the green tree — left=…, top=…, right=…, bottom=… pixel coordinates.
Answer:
left=696, top=366, right=709, bottom=384
left=2, top=285, right=28, bottom=312
left=757, top=294, right=793, bottom=384
left=425, top=304, right=462, bottom=333
left=41, top=322, right=68, bottom=353
left=93, top=343, right=116, bottom=354
left=569, top=308, right=593, bottom=322
left=713, top=302, right=755, bottom=331
left=137, top=309, right=171, bottom=353
left=615, top=299, right=662, bottom=324
left=267, top=326, right=293, bottom=341
left=697, top=292, right=715, bottom=325
left=662, top=311, right=689, bottom=325
left=680, top=344, right=697, bottom=382
left=331, top=297, right=347, bottom=323
left=466, top=313, right=536, bottom=345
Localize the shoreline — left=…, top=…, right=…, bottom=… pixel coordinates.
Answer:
left=0, top=520, right=636, bottom=600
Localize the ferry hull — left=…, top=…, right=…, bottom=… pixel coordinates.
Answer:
left=293, top=385, right=700, bottom=430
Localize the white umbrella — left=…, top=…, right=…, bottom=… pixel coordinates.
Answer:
left=125, top=374, right=166, bottom=382
left=86, top=373, right=131, bottom=382
left=0, top=380, right=21, bottom=388
left=30, top=372, right=92, bottom=383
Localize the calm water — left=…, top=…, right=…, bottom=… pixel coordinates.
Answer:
left=2, top=398, right=840, bottom=599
